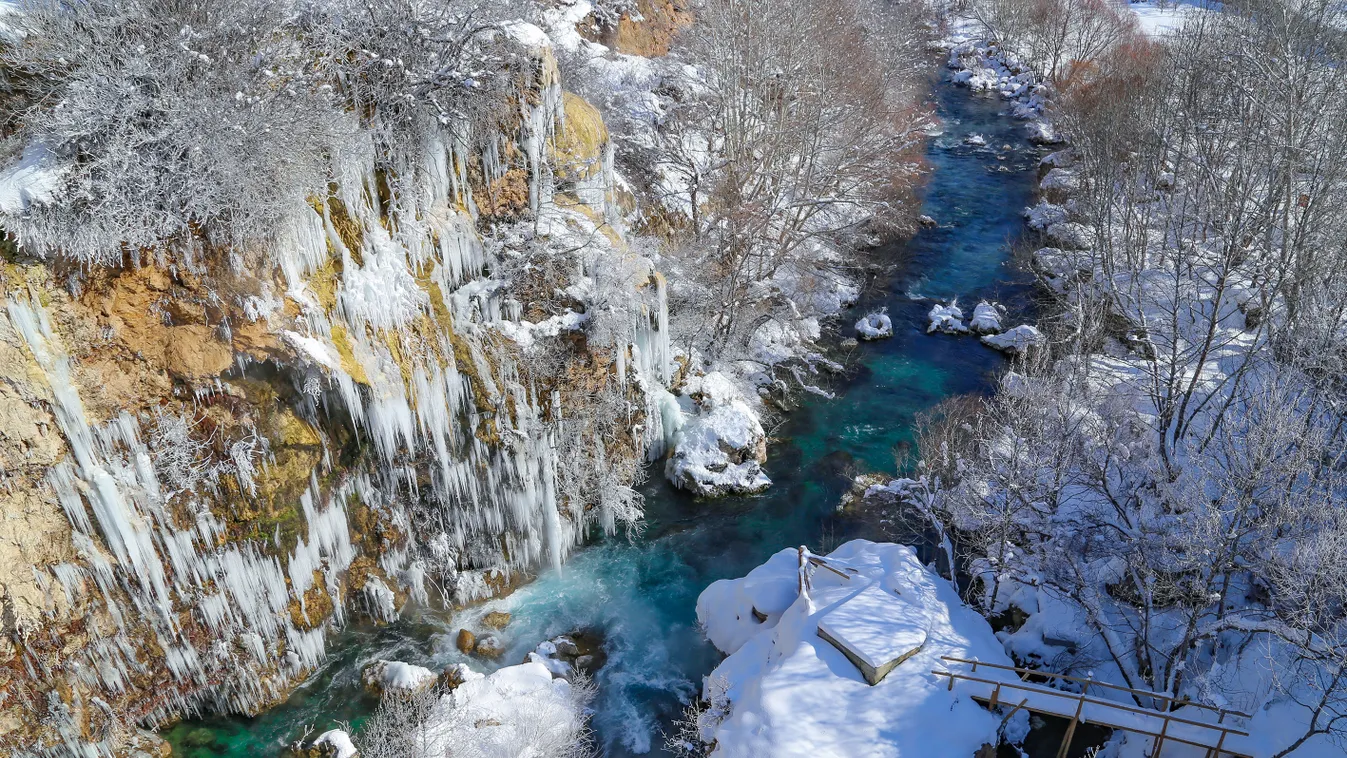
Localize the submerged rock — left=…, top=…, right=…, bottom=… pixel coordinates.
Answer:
left=482, top=610, right=512, bottom=629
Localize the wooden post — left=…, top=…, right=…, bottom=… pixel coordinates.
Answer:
left=1056, top=694, right=1087, bottom=758
left=990, top=682, right=1001, bottom=709
left=1152, top=713, right=1170, bottom=758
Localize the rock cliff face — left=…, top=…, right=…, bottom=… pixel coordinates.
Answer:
left=0, top=29, right=668, bottom=757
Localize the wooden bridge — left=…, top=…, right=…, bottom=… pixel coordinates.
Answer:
left=932, top=656, right=1254, bottom=758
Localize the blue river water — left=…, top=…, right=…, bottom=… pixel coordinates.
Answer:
left=164, top=70, right=1045, bottom=757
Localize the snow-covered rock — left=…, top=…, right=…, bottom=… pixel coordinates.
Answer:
left=1025, top=121, right=1064, bottom=145
left=311, top=730, right=358, bottom=758
left=963, top=133, right=987, bottom=146
left=694, top=540, right=1018, bottom=757
left=1039, top=168, right=1080, bottom=193
left=410, top=660, right=589, bottom=756
left=1044, top=221, right=1093, bottom=250
left=665, top=372, right=771, bottom=497
left=981, top=325, right=1044, bottom=355
left=917, top=214, right=937, bottom=227
left=1040, top=149, right=1077, bottom=169
left=362, top=659, right=437, bottom=697
left=926, top=303, right=969, bottom=334
left=969, top=301, right=1003, bottom=334
left=1023, top=200, right=1069, bottom=230
left=854, top=310, right=893, bottom=341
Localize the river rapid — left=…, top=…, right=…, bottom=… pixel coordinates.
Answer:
left=165, top=67, right=1047, bottom=758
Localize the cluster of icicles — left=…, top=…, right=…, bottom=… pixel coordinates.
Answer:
left=7, top=35, right=677, bottom=756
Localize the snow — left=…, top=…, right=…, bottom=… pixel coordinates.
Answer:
left=1044, top=221, right=1093, bottom=250
left=969, top=302, right=1003, bottom=334
left=494, top=309, right=590, bottom=348
left=0, top=143, right=62, bottom=214
left=927, top=302, right=969, bottom=334
left=695, top=541, right=1017, bottom=758
left=1129, top=1, right=1210, bottom=38
left=815, top=583, right=927, bottom=685
left=364, top=659, right=437, bottom=694
left=981, top=325, right=1044, bottom=354
left=312, top=730, right=357, bottom=758
left=664, top=372, right=771, bottom=497
left=1039, top=167, right=1080, bottom=193
left=1023, top=200, right=1068, bottom=231
left=964, top=133, right=987, bottom=147
left=854, top=310, right=893, bottom=340
left=424, top=659, right=587, bottom=755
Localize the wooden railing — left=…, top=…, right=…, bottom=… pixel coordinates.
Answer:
left=934, top=657, right=1252, bottom=758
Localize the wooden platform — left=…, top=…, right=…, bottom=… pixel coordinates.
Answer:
left=933, top=657, right=1254, bottom=758
left=816, top=584, right=926, bottom=685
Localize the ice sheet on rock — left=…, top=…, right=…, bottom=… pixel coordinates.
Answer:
left=695, top=540, right=1016, bottom=758
left=981, top=325, right=1044, bottom=354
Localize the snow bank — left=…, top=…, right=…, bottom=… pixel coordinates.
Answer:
left=694, top=540, right=1015, bottom=757
left=981, top=325, right=1044, bottom=355
left=854, top=310, right=893, bottom=341
left=665, top=372, right=771, bottom=497
left=927, top=302, right=969, bottom=334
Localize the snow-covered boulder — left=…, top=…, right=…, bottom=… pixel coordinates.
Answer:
left=408, top=660, right=590, bottom=756
left=362, top=660, right=437, bottom=697
left=693, top=541, right=1018, bottom=757
left=981, top=325, right=1044, bottom=355
left=1044, top=221, right=1093, bottom=250
left=964, top=133, right=987, bottom=146
left=1025, top=120, right=1064, bottom=145
left=854, top=310, right=893, bottom=341
left=917, top=214, right=937, bottom=227
left=1039, top=168, right=1080, bottom=194
left=927, top=303, right=969, bottom=334
left=310, top=730, right=358, bottom=758
left=527, top=632, right=605, bottom=681
left=665, top=372, right=771, bottom=497
left=1040, top=149, right=1077, bottom=169
left=1023, top=200, right=1069, bottom=230
left=969, top=301, right=1003, bottom=334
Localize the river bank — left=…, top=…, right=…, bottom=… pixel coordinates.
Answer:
left=163, top=60, right=1049, bottom=757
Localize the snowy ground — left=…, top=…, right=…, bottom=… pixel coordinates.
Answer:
left=692, top=540, right=1021, bottom=757
left=1128, top=1, right=1214, bottom=38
